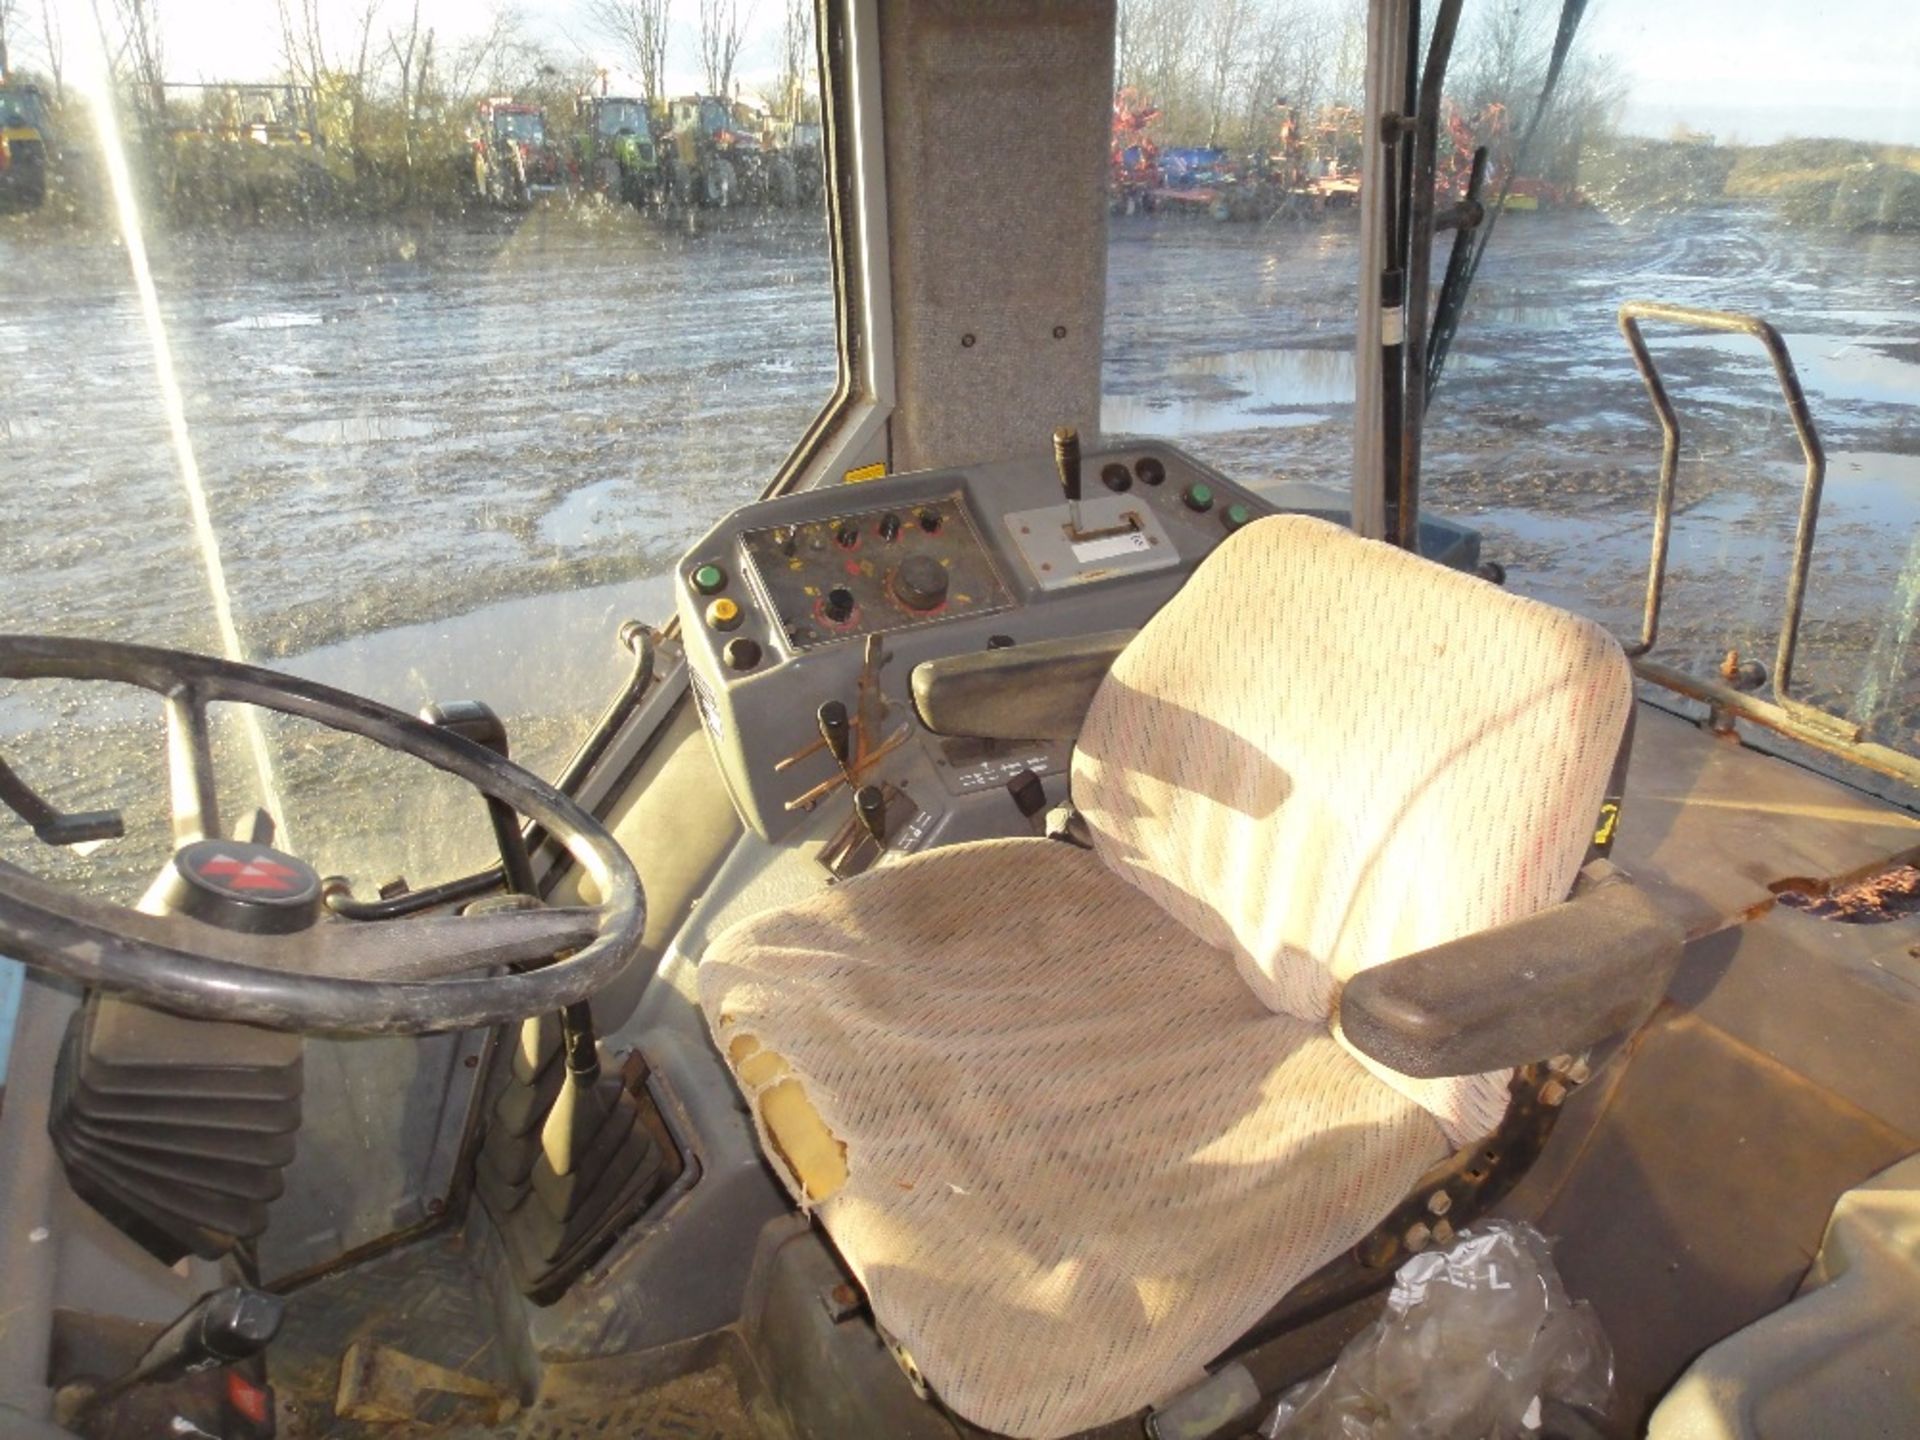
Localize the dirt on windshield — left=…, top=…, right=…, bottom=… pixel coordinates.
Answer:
left=2, top=196, right=1918, bottom=897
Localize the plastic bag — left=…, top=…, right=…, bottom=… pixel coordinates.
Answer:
left=1262, top=1221, right=1612, bottom=1440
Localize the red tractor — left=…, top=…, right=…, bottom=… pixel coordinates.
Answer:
left=471, top=99, right=567, bottom=208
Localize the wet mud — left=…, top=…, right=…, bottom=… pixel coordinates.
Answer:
left=3, top=198, right=1918, bottom=900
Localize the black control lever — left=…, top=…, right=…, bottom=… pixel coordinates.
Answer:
left=855, top=784, right=887, bottom=847
left=1054, top=426, right=1084, bottom=536
left=817, top=700, right=853, bottom=778
left=57, top=1284, right=282, bottom=1434
left=422, top=700, right=599, bottom=1087
left=0, top=754, right=124, bottom=848
left=122, top=1285, right=282, bottom=1392
left=421, top=700, right=536, bottom=895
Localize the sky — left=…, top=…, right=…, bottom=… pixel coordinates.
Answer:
left=20, top=0, right=1920, bottom=147
left=1581, top=0, right=1920, bottom=144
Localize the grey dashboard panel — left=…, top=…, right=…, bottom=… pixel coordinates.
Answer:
left=674, top=442, right=1270, bottom=844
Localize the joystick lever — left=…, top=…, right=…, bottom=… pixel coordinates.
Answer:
left=855, top=784, right=887, bottom=847
left=1054, top=426, right=1083, bottom=536
left=817, top=700, right=853, bottom=779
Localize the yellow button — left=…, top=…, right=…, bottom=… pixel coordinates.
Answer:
left=706, top=597, right=742, bottom=631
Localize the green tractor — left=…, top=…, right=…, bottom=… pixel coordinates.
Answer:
left=0, top=82, right=51, bottom=214
left=666, top=94, right=772, bottom=207
left=576, top=95, right=661, bottom=208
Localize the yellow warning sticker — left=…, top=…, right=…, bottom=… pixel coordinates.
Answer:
left=843, top=462, right=887, bottom=484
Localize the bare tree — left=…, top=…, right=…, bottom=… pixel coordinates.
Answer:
left=777, top=0, right=812, bottom=122
left=0, top=0, right=18, bottom=80
left=698, top=0, right=749, bottom=98
left=39, top=0, right=62, bottom=100
left=1116, top=0, right=1201, bottom=133
left=1198, top=0, right=1256, bottom=147
left=105, top=0, right=167, bottom=129
left=587, top=0, right=671, bottom=104
left=276, top=0, right=327, bottom=88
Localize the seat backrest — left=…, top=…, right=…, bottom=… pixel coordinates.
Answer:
left=1072, top=515, right=1633, bottom=1143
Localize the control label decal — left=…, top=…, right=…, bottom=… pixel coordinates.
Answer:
left=892, top=808, right=935, bottom=853
left=1070, top=530, right=1152, bottom=564
left=954, top=750, right=1057, bottom=793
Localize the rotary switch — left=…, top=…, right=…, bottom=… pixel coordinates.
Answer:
left=891, top=554, right=949, bottom=612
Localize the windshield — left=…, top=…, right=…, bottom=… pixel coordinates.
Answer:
left=598, top=101, right=649, bottom=137
left=0, top=89, right=45, bottom=131
left=1104, top=0, right=1920, bottom=792
left=493, top=110, right=546, bottom=145
left=1, top=0, right=834, bottom=902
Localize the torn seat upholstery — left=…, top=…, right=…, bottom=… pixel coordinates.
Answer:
left=699, top=515, right=1634, bottom=1437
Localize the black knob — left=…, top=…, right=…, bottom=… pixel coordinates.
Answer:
left=818, top=700, right=851, bottom=767
left=835, top=522, right=860, bottom=549
left=723, top=636, right=762, bottom=671
left=1053, top=426, right=1082, bottom=505
left=879, top=512, right=902, bottom=542
left=774, top=525, right=796, bottom=557
left=892, top=554, right=949, bottom=612
left=855, top=785, right=886, bottom=845
left=1101, top=462, right=1132, bottom=492
left=823, top=586, right=856, bottom=624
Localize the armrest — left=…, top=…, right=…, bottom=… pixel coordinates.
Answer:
left=910, top=630, right=1137, bottom=741
left=1339, top=863, right=1685, bottom=1078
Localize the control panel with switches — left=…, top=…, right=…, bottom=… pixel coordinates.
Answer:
left=738, top=494, right=1015, bottom=650
left=675, top=437, right=1289, bottom=845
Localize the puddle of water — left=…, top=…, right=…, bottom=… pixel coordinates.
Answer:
left=540, top=477, right=637, bottom=547
left=1103, top=346, right=1351, bottom=436
left=218, top=311, right=324, bottom=331
left=1466, top=302, right=1575, bottom=328
left=1, top=415, right=48, bottom=441
left=1823, top=450, right=1920, bottom=532
left=1678, top=331, right=1920, bottom=408
left=284, top=415, right=439, bottom=446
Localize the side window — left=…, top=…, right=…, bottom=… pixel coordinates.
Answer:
left=1420, top=2, right=1920, bottom=777
left=1, top=2, right=838, bottom=898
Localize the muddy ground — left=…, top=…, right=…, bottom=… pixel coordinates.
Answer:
left=2, top=196, right=1917, bottom=897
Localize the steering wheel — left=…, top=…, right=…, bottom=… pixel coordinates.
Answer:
left=0, top=634, right=645, bottom=1035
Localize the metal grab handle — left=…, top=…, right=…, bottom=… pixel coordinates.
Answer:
left=1616, top=301, right=1838, bottom=729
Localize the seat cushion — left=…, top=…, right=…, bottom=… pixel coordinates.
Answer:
left=1073, top=515, right=1634, bottom=1143
left=699, top=839, right=1449, bottom=1439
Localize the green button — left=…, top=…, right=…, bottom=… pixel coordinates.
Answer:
left=1223, top=502, right=1252, bottom=532
left=691, top=563, right=726, bottom=595
left=1183, top=483, right=1214, bottom=513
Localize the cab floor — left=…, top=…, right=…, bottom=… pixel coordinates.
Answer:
left=270, top=1232, right=761, bottom=1439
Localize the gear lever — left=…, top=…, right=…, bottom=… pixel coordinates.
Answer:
left=1054, top=425, right=1083, bottom=536
left=817, top=700, right=853, bottom=781
left=855, top=784, right=887, bottom=846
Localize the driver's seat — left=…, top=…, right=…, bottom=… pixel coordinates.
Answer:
left=699, top=516, right=1637, bottom=1438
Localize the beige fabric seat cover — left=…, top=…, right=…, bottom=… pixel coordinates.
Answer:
left=699, top=515, right=1633, bottom=1438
